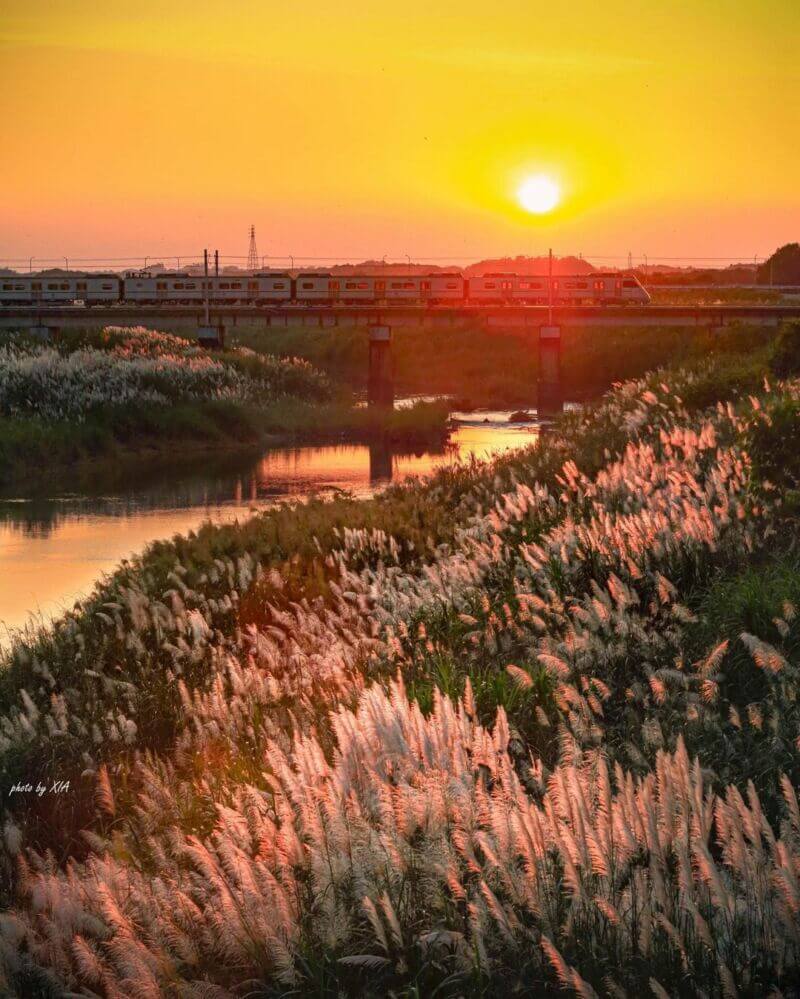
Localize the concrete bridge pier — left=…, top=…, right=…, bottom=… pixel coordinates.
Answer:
left=197, top=322, right=226, bottom=349
left=537, top=324, right=563, bottom=418
left=368, top=325, right=394, bottom=411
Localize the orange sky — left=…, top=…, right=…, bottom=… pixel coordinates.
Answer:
left=1, top=0, right=799, bottom=266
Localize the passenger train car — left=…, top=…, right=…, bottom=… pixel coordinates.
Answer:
left=292, top=272, right=467, bottom=304
left=123, top=272, right=293, bottom=305
left=0, top=273, right=121, bottom=305
left=0, top=270, right=651, bottom=307
left=468, top=272, right=649, bottom=304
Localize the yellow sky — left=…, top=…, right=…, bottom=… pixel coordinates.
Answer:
left=1, top=0, right=798, bottom=264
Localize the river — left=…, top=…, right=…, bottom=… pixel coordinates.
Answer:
left=0, top=412, right=542, bottom=644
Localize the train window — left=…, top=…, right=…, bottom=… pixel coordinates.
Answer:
left=273, top=283, right=285, bottom=289
left=445, top=282, right=458, bottom=289
left=156, top=282, right=167, bottom=290
left=623, top=279, right=638, bottom=288
left=357, top=281, right=369, bottom=289
left=594, top=280, right=604, bottom=290
left=219, top=282, right=229, bottom=289
left=77, top=282, right=87, bottom=291
left=186, top=283, right=196, bottom=290
left=345, top=282, right=356, bottom=289
left=174, top=282, right=185, bottom=289
left=61, top=283, right=70, bottom=290
left=47, top=284, right=58, bottom=290
left=2, top=284, right=11, bottom=291
left=32, top=282, right=41, bottom=290
left=101, top=284, right=113, bottom=290
left=301, top=282, right=314, bottom=289
left=484, top=282, right=496, bottom=289
left=231, top=282, right=242, bottom=289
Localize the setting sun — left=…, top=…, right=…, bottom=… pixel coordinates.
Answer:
left=517, top=175, right=561, bottom=215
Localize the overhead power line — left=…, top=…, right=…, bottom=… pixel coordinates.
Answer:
left=0, top=251, right=769, bottom=268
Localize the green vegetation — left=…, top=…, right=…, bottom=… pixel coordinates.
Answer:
left=0, top=327, right=448, bottom=487
left=230, top=320, right=777, bottom=406
left=2, top=326, right=800, bottom=994
left=757, top=241, right=800, bottom=285
left=647, top=285, right=789, bottom=305
left=769, top=317, right=800, bottom=378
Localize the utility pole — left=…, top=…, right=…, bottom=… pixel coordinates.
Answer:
left=29, top=257, right=33, bottom=273
left=214, top=250, right=219, bottom=276
left=204, top=248, right=210, bottom=327
left=548, top=247, right=554, bottom=326
left=627, top=250, right=632, bottom=272
left=65, top=257, right=69, bottom=272
left=197, top=247, right=224, bottom=348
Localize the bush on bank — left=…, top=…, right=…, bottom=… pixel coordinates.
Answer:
left=2, top=340, right=800, bottom=995
left=0, top=327, right=448, bottom=483
left=769, top=318, right=800, bottom=379
left=0, top=326, right=330, bottom=421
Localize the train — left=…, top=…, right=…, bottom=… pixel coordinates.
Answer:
left=0, top=270, right=651, bottom=307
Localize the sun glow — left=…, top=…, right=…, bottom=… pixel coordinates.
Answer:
left=517, top=175, right=561, bottom=215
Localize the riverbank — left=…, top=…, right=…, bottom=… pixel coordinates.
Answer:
left=0, top=327, right=450, bottom=487
left=230, top=319, right=778, bottom=407
left=0, top=398, right=451, bottom=486
left=2, top=326, right=800, bottom=994
left=0, top=420, right=527, bottom=646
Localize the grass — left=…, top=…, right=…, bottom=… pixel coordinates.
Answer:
left=0, top=398, right=450, bottom=490
left=0, top=327, right=450, bottom=487
left=2, top=324, right=800, bottom=995
left=647, top=286, right=791, bottom=305
left=229, top=320, right=777, bottom=407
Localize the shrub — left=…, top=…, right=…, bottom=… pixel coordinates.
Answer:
left=769, top=319, right=800, bottom=379
left=0, top=327, right=330, bottom=422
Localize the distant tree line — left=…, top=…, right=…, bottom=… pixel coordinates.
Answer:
left=757, top=243, right=800, bottom=285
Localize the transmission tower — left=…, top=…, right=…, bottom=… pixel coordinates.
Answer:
left=247, top=225, right=259, bottom=272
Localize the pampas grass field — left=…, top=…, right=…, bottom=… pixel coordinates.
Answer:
left=2, top=324, right=800, bottom=996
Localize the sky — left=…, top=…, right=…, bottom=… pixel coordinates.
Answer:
left=1, top=0, right=799, bottom=267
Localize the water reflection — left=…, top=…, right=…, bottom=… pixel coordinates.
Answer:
left=0, top=419, right=539, bottom=641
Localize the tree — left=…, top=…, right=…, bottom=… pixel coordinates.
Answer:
left=757, top=243, right=800, bottom=285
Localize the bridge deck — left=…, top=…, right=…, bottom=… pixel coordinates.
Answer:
left=2, top=303, right=800, bottom=329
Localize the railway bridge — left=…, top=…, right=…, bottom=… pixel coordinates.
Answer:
left=3, top=302, right=798, bottom=419
left=1, top=302, right=800, bottom=332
